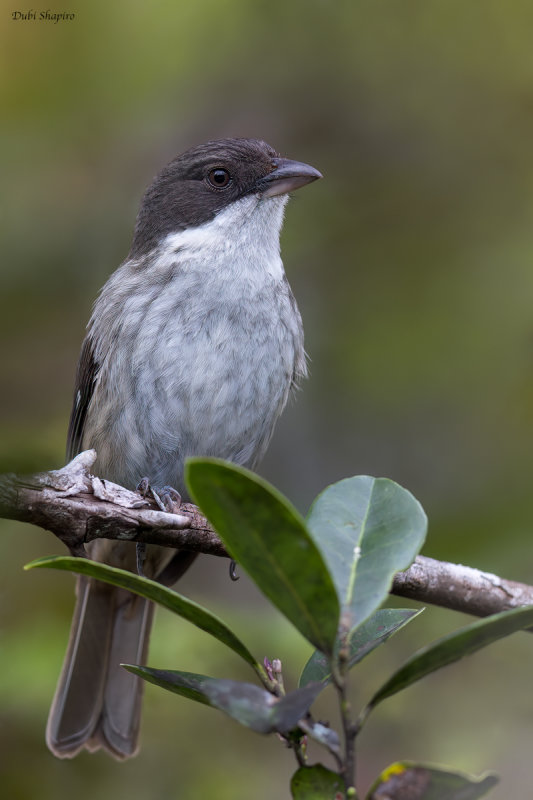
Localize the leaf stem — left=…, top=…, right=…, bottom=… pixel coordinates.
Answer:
left=290, top=730, right=308, bottom=768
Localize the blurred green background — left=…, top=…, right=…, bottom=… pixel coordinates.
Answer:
left=3, top=0, right=533, bottom=796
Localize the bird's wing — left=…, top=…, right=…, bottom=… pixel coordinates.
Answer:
left=66, top=335, right=99, bottom=460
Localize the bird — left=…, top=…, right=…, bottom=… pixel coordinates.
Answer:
left=46, top=137, right=322, bottom=760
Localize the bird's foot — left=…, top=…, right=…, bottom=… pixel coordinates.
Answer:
left=137, top=477, right=182, bottom=513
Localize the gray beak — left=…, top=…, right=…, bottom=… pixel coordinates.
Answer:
left=258, top=157, right=323, bottom=198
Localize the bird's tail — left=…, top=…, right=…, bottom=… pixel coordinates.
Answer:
left=46, top=576, right=153, bottom=760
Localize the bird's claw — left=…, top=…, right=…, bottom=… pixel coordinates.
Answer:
left=137, top=478, right=182, bottom=513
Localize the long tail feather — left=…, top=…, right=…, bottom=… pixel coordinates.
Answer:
left=46, top=577, right=153, bottom=760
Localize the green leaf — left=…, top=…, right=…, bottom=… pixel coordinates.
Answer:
left=186, top=458, right=340, bottom=654
left=125, top=667, right=325, bottom=734
left=291, top=765, right=345, bottom=799
left=307, top=476, right=427, bottom=631
left=299, top=608, right=422, bottom=687
left=366, top=762, right=498, bottom=799
left=365, top=604, right=533, bottom=716
left=25, top=556, right=261, bottom=674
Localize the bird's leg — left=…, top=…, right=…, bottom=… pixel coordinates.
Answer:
left=135, top=479, right=182, bottom=577
left=136, top=542, right=147, bottom=577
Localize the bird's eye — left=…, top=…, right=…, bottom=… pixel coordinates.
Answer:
left=207, top=168, right=231, bottom=189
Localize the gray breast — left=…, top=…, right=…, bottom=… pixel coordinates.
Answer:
left=82, top=249, right=304, bottom=493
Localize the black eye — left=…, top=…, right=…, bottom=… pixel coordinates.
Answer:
left=207, top=168, right=231, bottom=188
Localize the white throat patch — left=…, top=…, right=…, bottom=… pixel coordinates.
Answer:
left=161, top=193, right=289, bottom=281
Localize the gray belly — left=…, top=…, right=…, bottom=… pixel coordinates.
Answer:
left=84, top=291, right=301, bottom=493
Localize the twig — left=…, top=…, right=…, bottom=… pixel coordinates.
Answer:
left=296, top=718, right=343, bottom=771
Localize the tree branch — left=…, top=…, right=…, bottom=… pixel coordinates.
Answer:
left=2, top=451, right=532, bottom=618
left=392, top=554, right=533, bottom=616
left=0, top=450, right=227, bottom=558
